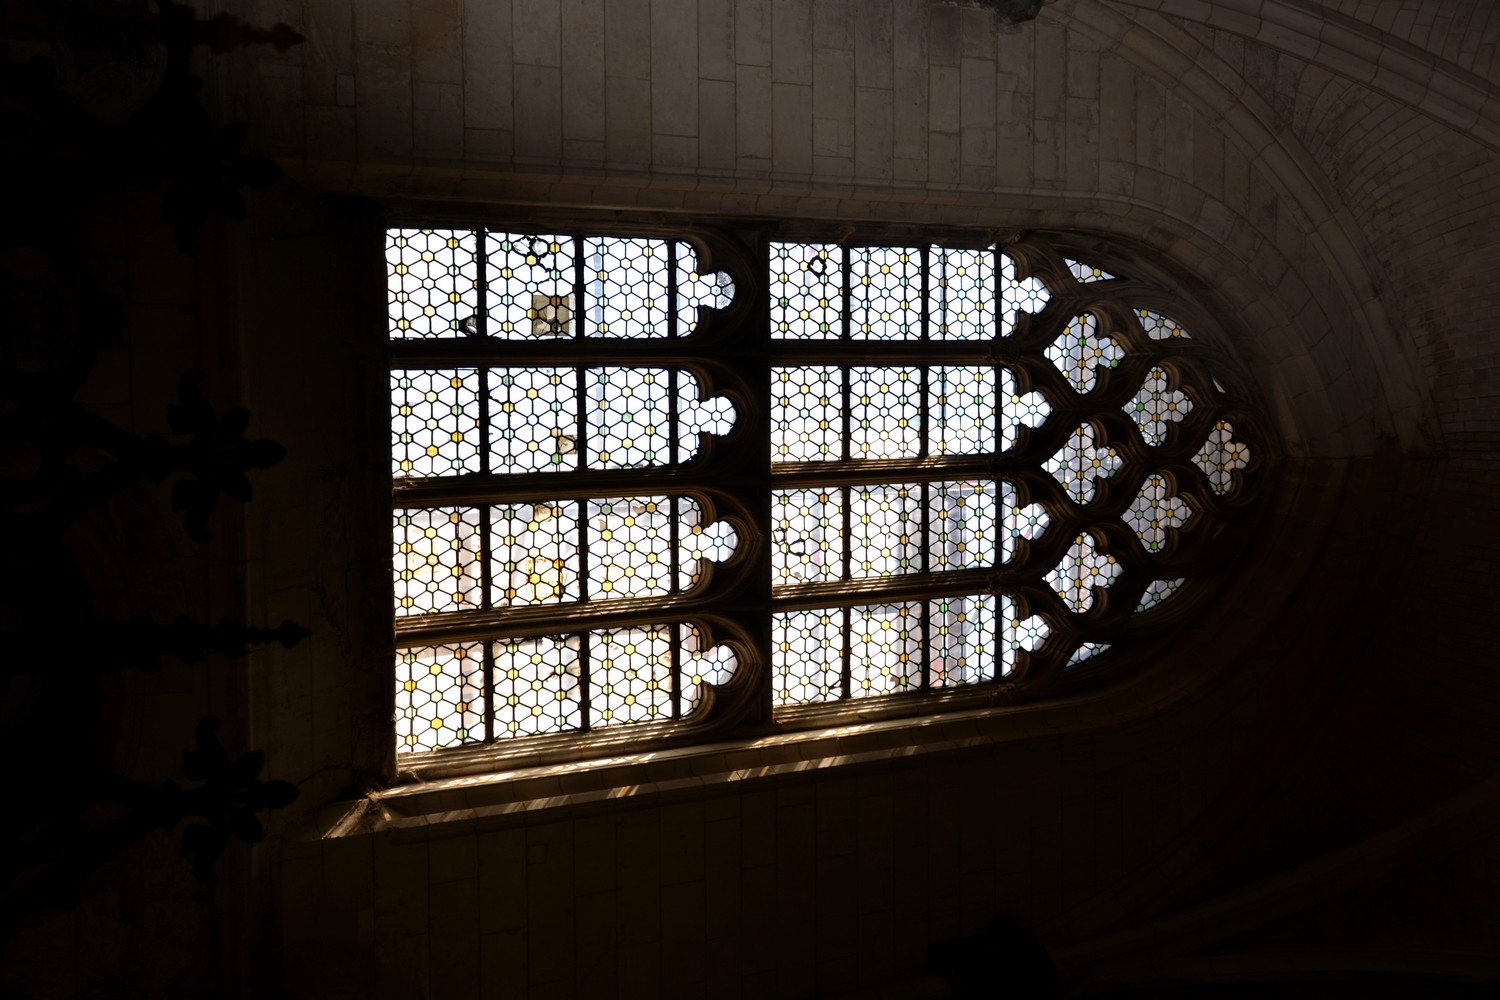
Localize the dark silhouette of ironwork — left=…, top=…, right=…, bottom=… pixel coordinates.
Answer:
left=0, top=0, right=307, bottom=948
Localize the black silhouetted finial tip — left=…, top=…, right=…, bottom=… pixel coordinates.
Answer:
left=958, top=0, right=1051, bottom=26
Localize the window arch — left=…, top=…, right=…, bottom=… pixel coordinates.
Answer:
left=386, top=221, right=1268, bottom=765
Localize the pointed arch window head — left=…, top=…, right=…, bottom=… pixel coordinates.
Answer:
left=386, top=225, right=1269, bottom=762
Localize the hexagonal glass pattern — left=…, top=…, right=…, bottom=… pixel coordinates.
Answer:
left=774, top=596, right=1046, bottom=706
left=492, top=501, right=581, bottom=606
left=1127, top=368, right=1193, bottom=445
left=485, top=232, right=577, bottom=338
left=678, top=243, right=736, bottom=333
left=492, top=635, right=583, bottom=738
left=1065, top=258, right=1115, bottom=283
left=1136, top=577, right=1185, bottom=613
left=488, top=367, right=579, bottom=472
left=772, top=365, right=1013, bottom=463
left=772, top=608, right=845, bottom=706
left=390, top=229, right=1259, bottom=753
left=393, top=508, right=483, bottom=616
left=852, top=484, right=920, bottom=579
left=1048, top=314, right=1124, bottom=394
left=583, top=237, right=669, bottom=338
left=852, top=247, right=922, bottom=340
left=586, top=367, right=669, bottom=467
left=387, top=229, right=478, bottom=339
left=772, top=366, right=843, bottom=462
left=680, top=625, right=740, bottom=714
left=928, top=481, right=998, bottom=572
left=480, top=368, right=736, bottom=473
left=930, top=594, right=997, bottom=686
left=1123, top=475, right=1190, bottom=554
left=590, top=625, right=675, bottom=727
left=851, top=603, right=922, bottom=698
left=394, top=496, right=737, bottom=620
left=771, top=242, right=842, bottom=339
left=1000, top=254, right=1050, bottom=335
left=1001, top=486, right=1049, bottom=563
left=392, top=370, right=481, bottom=477
left=851, top=367, right=921, bottom=459
left=401, top=625, right=741, bottom=745
left=676, top=371, right=737, bottom=462
left=1004, top=601, right=1050, bottom=656
left=587, top=497, right=674, bottom=599
left=1048, top=533, right=1122, bottom=613
left=1068, top=642, right=1110, bottom=665
left=773, top=488, right=842, bottom=585
left=1045, top=424, right=1121, bottom=504
left=929, top=366, right=997, bottom=456
left=396, top=643, right=484, bottom=751
left=772, top=481, right=1006, bottom=587
left=481, top=234, right=733, bottom=340
left=1001, top=380, right=1051, bottom=451
left=680, top=500, right=740, bottom=590
left=932, top=248, right=995, bottom=341
left=1138, top=308, right=1191, bottom=340
left=772, top=244, right=1048, bottom=340
left=1194, top=421, right=1251, bottom=494
left=498, top=625, right=744, bottom=738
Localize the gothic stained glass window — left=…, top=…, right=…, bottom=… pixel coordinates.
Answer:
left=387, top=226, right=1267, bottom=758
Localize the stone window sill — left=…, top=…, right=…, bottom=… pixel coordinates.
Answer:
left=310, top=699, right=1078, bottom=838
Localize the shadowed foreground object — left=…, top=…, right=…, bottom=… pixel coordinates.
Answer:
left=967, top=0, right=1050, bottom=26
left=930, top=919, right=1061, bottom=999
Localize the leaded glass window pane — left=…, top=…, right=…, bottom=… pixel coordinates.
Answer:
left=389, top=226, right=1265, bottom=756
left=388, top=229, right=479, bottom=339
